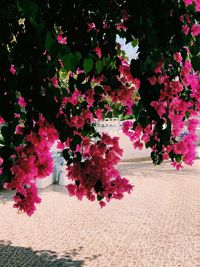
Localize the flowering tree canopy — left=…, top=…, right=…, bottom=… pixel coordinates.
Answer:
left=0, top=0, right=200, bottom=215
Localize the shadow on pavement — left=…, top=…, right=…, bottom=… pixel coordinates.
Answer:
left=0, top=240, right=84, bottom=267
left=0, top=190, right=13, bottom=204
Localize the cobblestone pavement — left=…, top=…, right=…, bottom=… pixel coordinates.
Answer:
left=1, top=160, right=200, bottom=267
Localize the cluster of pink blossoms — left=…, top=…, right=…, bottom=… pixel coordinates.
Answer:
left=66, top=133, right=133, bottom=207
left=103, top=60, right=140, bottom=115
left=1, top=1, right=199, bottom=216
left=0, top=118, right=5, bottom=176
left=0, top=157, right=3, bottom=176
left=3, top=116, right=58, bottom=216
left=183, top=0, right=200, bottom=11
left=121, top=7, right=200, bottom=169
left=180, top=5, right=200, bottom=37
left=123, top=49, right=200, bottom=169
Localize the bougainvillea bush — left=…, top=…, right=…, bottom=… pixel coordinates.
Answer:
left=0, top=0, right=200, bottom=215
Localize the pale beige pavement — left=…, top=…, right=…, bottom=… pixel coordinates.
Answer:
left=1, top=160, right=200, bottom=267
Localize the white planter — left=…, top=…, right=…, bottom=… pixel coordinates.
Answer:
left=196, top=147, right=200, bottom=159
left=96, top=122, right=151, bottom=161
left=58, top=166, right=68, bottom=186
left=116, top=131, right=151, bottom=161
left=36, top=173, right=54, bottom=189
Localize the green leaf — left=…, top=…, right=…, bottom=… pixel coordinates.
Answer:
left=97, top=195, right=104, bottom=201
left=131, top=39, right=139, bottom=48
left=1, top=126, right=13, bottom=145
left=185, top=111, right=190, bottom=119
left=74, top=152, right=82, bottom=162
left=59, top=131, right=68, bottom=143
left=83, top=58, right=94, bottom=73
left=96, top=60, right=103, bottom=74
left=13, top=134, right=24, bottom=146
left=17, top=0, right=38, bottom=20
left=71, top=52, right=82, bottom=71
left=63, top=148, right=70, bottom=161
left=191, top=55, right=200, bottom=71
left=45, top=31, right=55, bottom=51
left=61, top=54, right=71, bottom=71
left=70, top=134, right=82, bottom=150
left=61, top=52, right=82, bottom=72
left=175, top=154, right=182, bottom=162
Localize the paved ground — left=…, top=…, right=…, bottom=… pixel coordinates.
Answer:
left=0, top=160, right=200, bottom=267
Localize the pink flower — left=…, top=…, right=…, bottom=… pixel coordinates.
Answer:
left=57, top=141, right=65, bottom=150
left=132, top=78, right=141, bottom=89
left=147, top=76, right=157, bottom=85
left=94, top=46, right=102, bottom=58
left=116, top=23, right=127, bottom=31
left=58, top=59, right=64, bottom=68
left=95, top=109, right=103, bottom=120
left=10, top=64, right=16, bottom=75
left=0, top=156, right=3, bottom=175
left=18, top=96, right=27, bottom=107
left=122, top=120, right=132, bottom=135
left=66, top=184, right=77, bottom=196
left=87, top=23, right=96, bottom=32
left=173, top=52, right=182, bottom=63
left=170, top=81, right=183, bottom=94
left=157, top=104, right=167, bottom=117
left=14, top=113, right=20, bottom=118
left=133, top=140, right=143, bottom=150
left=191, top=24, right=200, bottom=36
left=13, top=183, right=41, bottom=216
left=183, top=0, right=193, bottom=6
left=15, top=125, right=24, bottom=135
left=99, top=201, right=106, bottom=208
left=182, top=25, right=190, bottom=35
left=51, top=77, right=59, bottom=88
left=195, top=0, right=200, bottom=11
left=179, top=15, right=184, bottom=22
left=171, top=161, right=183, bottom=171
left=188, top=119, right=199, bottom=132
left=0, top=116, right=4, bottom=125
left=57, top=34, right=67, bottom=44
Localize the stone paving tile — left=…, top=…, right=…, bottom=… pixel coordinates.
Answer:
left=0, top=160, right=200, bottom=267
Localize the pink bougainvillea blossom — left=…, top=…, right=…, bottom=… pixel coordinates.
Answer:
left=10, top=64, right=16, bottom=75
left=0, top=116, right=4, bottom=125
left=12, top=183, right=41, bottom=216
left=18, top=96, right=27, bottom=107
left=171, top=161, right=183, bottom=171
left=57, top=34, right=67, bottom=44
left=94, top=46, right=102, bottom=58
left=196, top=0, right=200, bottom=11
left=191, top=24, right=200, bottom=36
left=147, top=76, right=157, bottom=85
left=0, top=157, right=3, bottom=175
left=87, top=23, right=96, bottom=32
left=4, top=117, right=58, bottom=216
left=183, top=0, right=200, bottom=11
left=66, top=133, right=133, bottom=206
left=173, top=52, right=183, bottom=63
left=51, top=76, right=59, bottom=88
left=183, top=0, right=193, bottom=6
left=182, top=25, right=190, bottom=35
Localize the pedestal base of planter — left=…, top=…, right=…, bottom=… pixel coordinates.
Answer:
left=58, top=166, right=68, bottom=186
left=196, top=147, right=200, bottom=159
left=36, top=173, right=54, bottom=189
